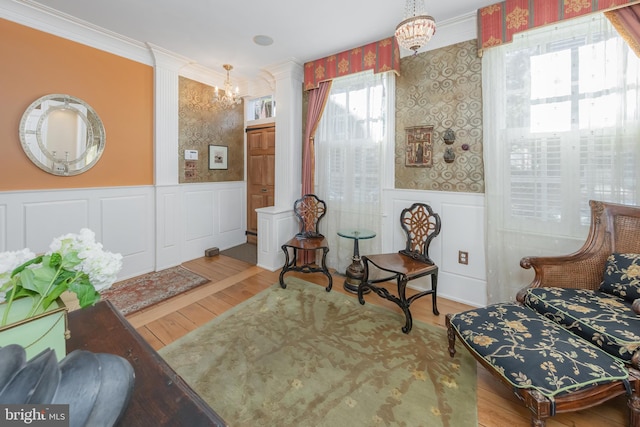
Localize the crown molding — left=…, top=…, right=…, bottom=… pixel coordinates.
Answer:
left=1, top=0, right=154, bottom=65
left=262, top=59, right=304, bottom=82
left=179, top=62, right=250, bottom=97
left=147, top=43, right=192, bottom=71
left=439, top=10, right=477, bottom=28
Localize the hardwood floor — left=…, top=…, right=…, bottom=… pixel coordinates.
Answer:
left=126, top=255, right=628, bottom=427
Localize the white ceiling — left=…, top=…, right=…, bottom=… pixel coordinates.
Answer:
left=28, top=0, right=498, bottom=80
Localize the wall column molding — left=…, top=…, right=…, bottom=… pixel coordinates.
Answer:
left=255, top=60, right=303, bottom=271
left=148, top=45, right=191, bottom=270
left=148, top=44, right=190, bottom=186
left=264, top=60, right=304, bottom=208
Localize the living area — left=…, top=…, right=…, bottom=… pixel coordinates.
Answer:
left=120, top=246, right=634, bottom=426
left=1, top=0, right=640, bottom=426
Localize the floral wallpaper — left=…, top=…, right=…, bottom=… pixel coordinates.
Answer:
left=395, top=40, right=484, bottom=193
left=178, top=76, right=244, bottom=183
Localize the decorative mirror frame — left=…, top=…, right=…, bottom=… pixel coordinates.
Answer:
left=19, top=94, right=106, bottom=176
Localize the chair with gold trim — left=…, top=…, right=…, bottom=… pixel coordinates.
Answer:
left=358, top=202, right=441, bottom=333
left=279, top=194, right=332, bottom=291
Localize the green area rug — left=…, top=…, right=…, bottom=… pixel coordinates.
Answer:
left=159, top=277, right=477, bottom=427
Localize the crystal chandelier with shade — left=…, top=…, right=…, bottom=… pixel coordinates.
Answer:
left=213, top=64, right=241, bottom=109
left=395, top=0, right=436, bottom=54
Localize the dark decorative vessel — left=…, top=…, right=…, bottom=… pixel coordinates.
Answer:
left=0, top=344, right=135, bottom=427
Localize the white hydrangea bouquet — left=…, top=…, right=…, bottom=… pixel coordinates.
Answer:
left=0, top=228, right=122, bottom=326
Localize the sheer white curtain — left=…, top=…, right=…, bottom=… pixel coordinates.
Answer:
left=315, top=71, right=395, bottom=274
left=484, top=13, right=640, bottom=303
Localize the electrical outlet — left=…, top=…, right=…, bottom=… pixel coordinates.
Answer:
left=458, top=251, right=468, bottom=265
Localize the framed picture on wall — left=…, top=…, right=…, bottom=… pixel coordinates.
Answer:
left=404, top=125, right=434, bottom=167
left=209, top=145, right=228, bottom=170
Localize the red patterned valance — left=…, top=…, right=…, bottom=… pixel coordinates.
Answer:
left=303, top=37, right=400, bottom=91
left=478, top=0, right=640, bottom=55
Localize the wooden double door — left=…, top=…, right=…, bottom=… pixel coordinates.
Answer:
left=246, top=124, right=275, bottom=244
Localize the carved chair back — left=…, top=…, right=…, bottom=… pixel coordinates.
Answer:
left=294, top=194, right=327, bottom=238
left=398, top=203, right=441, bottom=264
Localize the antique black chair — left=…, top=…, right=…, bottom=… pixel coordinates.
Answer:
left=279, top=194, right=332, bottom=291
left=358, top=202, right=441, bottom=333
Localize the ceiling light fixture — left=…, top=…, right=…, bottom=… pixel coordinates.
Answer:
left=395, top=0, right=436, bottom=54
left=213, top=64, right=241, bottom=109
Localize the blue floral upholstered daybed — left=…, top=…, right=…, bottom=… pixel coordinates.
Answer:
left=446, top=200, right=640, bottom=427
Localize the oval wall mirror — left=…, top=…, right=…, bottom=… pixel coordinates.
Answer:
left=19, top=94, right=106, bottom=176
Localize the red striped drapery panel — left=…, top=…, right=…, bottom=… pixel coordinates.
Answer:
left=477, top=0, right=640, bottom=55
left=302, top=81, right=332, bottom=195
left=303, top=37, right=400, bottom=91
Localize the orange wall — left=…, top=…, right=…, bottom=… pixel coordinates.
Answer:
left=0, top=18, right=154, bottom=191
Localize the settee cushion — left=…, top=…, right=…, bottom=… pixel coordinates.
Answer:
left=524, top=287, right=640, bottom=363
left=599, top=253, right=640, bottom=302
left=449, top=303, right=629, bottom=398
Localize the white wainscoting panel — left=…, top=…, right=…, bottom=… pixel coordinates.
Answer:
left=155, top=185, right=181, bottom=271
left=0, top=187, right=155, bottom=280
left=217, top=188, right=243, bottom=234
left=441, top=203, right=485, bottom=281
left=179, top=182, right=248, bottom=262
left=439, top=273, right=487, bottom=307
left=101, top=194, right=154, bottom=278
left=256, top=206, right=297, bottom=271
left=384, top=189, right=486, bottom=307
left=24, top=199, right=89, bottom=252
left=184, top=190, right=215, bottom=241
left=101, top=195, right=149, bottom=256
left=255, top=189, right=487, bottom=305
left=161, top=192, right=178, bottom=249
left=0, top=184, right=484, bottom=304
left=0, top=204, right=6, bottom=252
left=0, top=182, right=247, bottom=282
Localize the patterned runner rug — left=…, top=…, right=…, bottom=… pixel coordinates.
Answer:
left=159, top=277, right=477, bottom=426
left=101, top=266, right=209, bottom=315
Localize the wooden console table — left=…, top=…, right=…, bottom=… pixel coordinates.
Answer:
left=67, top=300, right=227, bottom=427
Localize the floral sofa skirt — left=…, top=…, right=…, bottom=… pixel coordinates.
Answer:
left=448, top=302, right=631, bottom=399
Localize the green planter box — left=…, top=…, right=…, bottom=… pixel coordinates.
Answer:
left=0, top=297, right=69, bottom=361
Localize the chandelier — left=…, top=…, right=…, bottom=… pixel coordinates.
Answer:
left=213, top=64, right=241, bottom=109
left=395, top=0, right=436, bottom=54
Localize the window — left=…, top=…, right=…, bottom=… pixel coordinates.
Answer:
left=502, top=15, right=640, bottom=233
left=248, top=95, right=275, bottom=121
left=314, top=71, right=394, bottom=273
left=318, top=74, right=388, bottom=204
left=483, top=13, right=640, bottom=303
